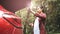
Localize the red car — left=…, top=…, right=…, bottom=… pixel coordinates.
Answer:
left=0, top=0, right=31, bottom=34
left=0, top=5, right=23, bottom=34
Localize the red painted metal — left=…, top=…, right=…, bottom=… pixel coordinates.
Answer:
left=0, top=5, right=23, bottom=34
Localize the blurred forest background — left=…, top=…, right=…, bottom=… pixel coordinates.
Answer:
left=15, top=0, right=60, bottom=34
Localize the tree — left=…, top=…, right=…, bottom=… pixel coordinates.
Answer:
left=15, top=0, right=60, bottom=34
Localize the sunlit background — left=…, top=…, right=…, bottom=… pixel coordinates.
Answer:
left=15, top=0, right=60, bottom=34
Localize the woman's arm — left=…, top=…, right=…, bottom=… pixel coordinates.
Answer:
left=29, top=8, right=46, bottom=19
left=34, top=13, right=46, bottom=19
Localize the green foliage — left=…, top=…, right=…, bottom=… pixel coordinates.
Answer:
left=15, top=0, right=60, bottom=34
left=15, top=8, right=35, bottom=34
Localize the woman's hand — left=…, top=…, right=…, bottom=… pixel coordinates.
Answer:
left=29, top=23, right=34, bottom=27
